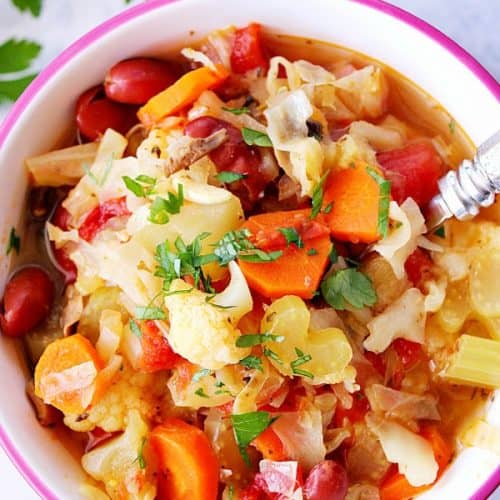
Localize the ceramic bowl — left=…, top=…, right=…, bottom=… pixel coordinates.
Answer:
left=0, top=0, right=499, bottom=498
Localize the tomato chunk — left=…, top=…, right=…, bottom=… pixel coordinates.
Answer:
left=78, top=197, right=130, bottom=242
left=230, top=23, right=269, bottom=74
left=392, top=338, right=424, bottom=370
left=377, top=142, right=442, bottom=207
left=404, top=247, right=433, bottom=288
left=150, top=418, right=219, bottom=500
left=140, top=320, right=183, bottom=372
left=334, top=392, right=371, bottom=428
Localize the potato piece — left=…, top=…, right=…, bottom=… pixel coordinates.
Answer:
left=469, top=250, right=500, bottom=317
left=436, top=279, right=471, bottom=334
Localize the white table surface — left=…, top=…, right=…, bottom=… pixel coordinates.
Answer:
left=0, top=0, right=498, bottom=498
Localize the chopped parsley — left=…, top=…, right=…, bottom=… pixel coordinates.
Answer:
left=239, top=355, right=263, bottom=372
left=222, top=106, right=250, bottom=116
left=241, top=128, right=273, bottom=147
left=290, top=347, right=314, bottom=379
left=216, top=171, right=247, bottom=184
left=310, top=170, right=330, bottom=219
left=122, top=174, right=156, bottom=197
left=231, top=411, right=278, bottom=465
left=329, top=246, right=338, bottom=264
left=10, top=0, right=42, bottom=17
left=434, top=226, right=446, bottom=238
left=135, top=306, right=167, bottom=320
left=195, top=387, right=210, bottom=398
left=83, top=163, right=99, bottom=184
left=366, top=167, right=391, bottom=238
left=320, top=268, right=377, bottom=310
left=136, top=437, right=147, bottom=469
left=278, top=227, right=304, bottom=248
left=192, top=368, right=212, bottom=382
left=129, top=319, right=142, bottom=338
left=236, top=333, right=285, bottom=348
left=263, top=347, right=283, bottom=364
left=307, top=248, right=318, bottom=256
left=6, top=227, right=20, bottom=255
left=148, top=184, right=184, bottom=224
left=323, top=202, right=333, bottom=214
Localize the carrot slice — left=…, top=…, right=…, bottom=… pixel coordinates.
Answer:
left=323, top=163, right=383, bottom=244
left=239, top=209, right=332, bottom=299
left=380, top=425, right=452, bottom=500
left=138, top=65, right=229, bottom=126
left=252, top=426, right=288, bottom=461
left=34, top=334, right=104, bottom=415
left=150, top=418, right=219, bottom=500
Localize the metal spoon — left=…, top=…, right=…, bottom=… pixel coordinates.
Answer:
left=426, top=130, right=500, bottom=230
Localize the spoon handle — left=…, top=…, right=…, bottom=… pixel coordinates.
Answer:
left=426, top=129, right=500, bottom=230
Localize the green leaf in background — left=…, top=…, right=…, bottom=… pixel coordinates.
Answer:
left=0, top=39, right=41, bottom=74
left=11, top=0, right=42, bottom=17
left=0, top=73, right=37, bottom=103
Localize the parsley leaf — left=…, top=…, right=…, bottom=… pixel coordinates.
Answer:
left=239, top=355, right=263, bottom=371
left=129, top=319, right=142, bottom=338
left=192, top=368, right=212, bottom=382
left=290, top=347, right=314, bottom=378
left=123, top=175, right=156, bottom=197
left=6, top=227, right=20, bottom=255
left=236, top=333, right=285, bottom=348
left=238, top=249, right=283, bottom=263
left=231, top=411, right=277, bottom=465
left=222, top=106, right=250, bottom=115
left=434, top=226, right=446, bottom=238
left=323, top=202, right=333, bottom=214
left=11, top=0, right=42, bottom=17
left=0, top=38, right=41, bottom=73
left=195, top=387, right=209, bottom=398
left=216, top=171, right=247, bottom=184
left=278, top=227, right=304, bottom=248
left=263, top=347, right=282, bottom=364
left=307, top=248, right=318, bottom=256
left=320, top=268, right=377, bottom=310
left=135, top=306, right=167, bottom=320
left=136, top=438, right=147, bottom=469
left=310, top=170, right=330, bottom=219
left=329, top=246, right=338, bottom=264
left=241, top=128, right=273, bottom=147
left=0, top=73, right=37, bottom=102
left=148, top=184, right=184, bottom=224
left=366, top=167, right=391, bottom=238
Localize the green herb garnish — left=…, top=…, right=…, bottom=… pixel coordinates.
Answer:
left=263, top=347, right=283, bottom=364
left=135, top=306, right=167, bottom=320
left=0, top=38, right=41, bottom=73
left=216, top=171, right=247, bottom=184
left=320, top=267, right=377, bottom=310
left=307, top=248, right=318, bottom=256
left=241, top=128, right=273, bottom=147
left=136, top=437, right=147, bottom=469
left=434, top=226, right=446, bottom=238
left=310, top=170, right=330, bottom=219
left=222, top=106, right=250, bottom=115
left=122, top=174, right=156, bottom=197
left=278, top=227, right=304, bottom=248
left=129, top=319, right=142, bottom=338
left=236, top=333, right=285, bottom=348
left=231, top=411, right=278, bottom=465
left=195, top=387, right=210, bottom=398
left=148, top=184, right=184, bottom=224
left=366, top=167, right=391, bottom=238
left=239, top=355, right=263, bottom=372
left=290, top=347, right=313, bottom=378
left=192, top=368, right=212, bottom=382
left=6, top=227, right=20, bottom=255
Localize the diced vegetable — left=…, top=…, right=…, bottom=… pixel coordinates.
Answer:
left=469, top=249, right=500, bottom=317
left=239, top=209, right=332, bottom=299
left=139, top=320, right=183, bottom=372
left=323, top=163, right=385, bottom=244
left=441, top=334, right=500, bottom=389
left=138, top=66, right=229, bottom=125
left=251, top=426, right=287, bottom=461
left=230, top=23, right=269, bottom=74
left=404, top=248, right=433, bottom=288
left=377, top=142, right=442, bottom=207
left=26, top=142, right=98, bottom=187
left=34, top=334, right=104, bottom=414
left=150, top=418, right=219, bottom=500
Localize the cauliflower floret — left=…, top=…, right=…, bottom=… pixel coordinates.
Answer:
left=82, top=410, right=156, bottom=500
left=64, top=363, right=169, bottom=432
left=165, top=273, right=252, bottom=370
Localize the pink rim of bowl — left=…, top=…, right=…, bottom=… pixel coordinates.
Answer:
left=0, top=0, right=498, bottom=498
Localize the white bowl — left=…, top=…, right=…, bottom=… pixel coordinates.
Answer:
left=0, top=0, right=499, bottom=498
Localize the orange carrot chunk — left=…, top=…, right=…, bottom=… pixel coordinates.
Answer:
left=252, top=426, right=288, bottom=461
left=323, top=163, right=383, bottom=244
left=239, top=209, right=332, bottom=299
left=34, top=334, right=104, bottom=415
left=138, top=65, right=229, bottom=126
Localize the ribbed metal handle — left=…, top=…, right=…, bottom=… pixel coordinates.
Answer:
left=426, top=130, right=500, bottom=229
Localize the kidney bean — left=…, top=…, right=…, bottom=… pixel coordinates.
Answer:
left=0, top=266, right=55, bottom=337
left=76, top=85, right=137, bottom=141
left=185, top=116, right=274, bottom=210
left=104, top=57, right=177, bottom=105
left=304, top=460, right=348, bottom=500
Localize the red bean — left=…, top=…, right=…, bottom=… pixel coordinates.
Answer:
left=185, top=116, right=274, bottom=210
left=76, top=85, right=137, bottom=141
left=304, top=460, right=348, bottom=500
left=104, top=57, right=177, bottom=105
left=0, top=267, right=55, bottom=337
